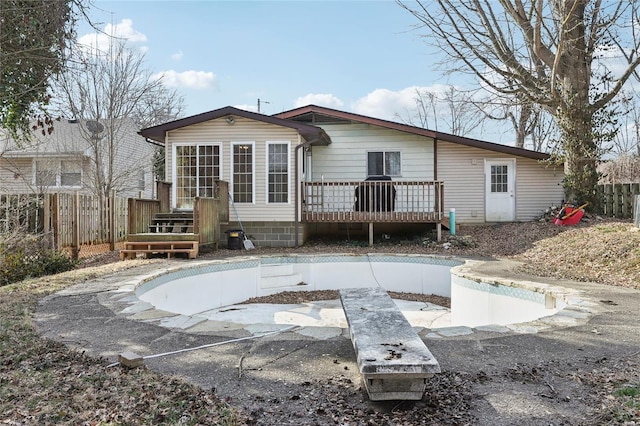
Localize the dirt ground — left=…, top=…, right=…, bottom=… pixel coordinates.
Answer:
left=5, top=216, right=638, bottom=425
left=67, top=216, right=640, bottom=425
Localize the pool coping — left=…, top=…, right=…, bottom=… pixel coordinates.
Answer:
left=59, top=253, right=601, bottom=341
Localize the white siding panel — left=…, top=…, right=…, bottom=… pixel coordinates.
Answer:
left=515, top=158, right=565, bottom=220
left=0, top=158, right=35, bottom=193
left=438, top=141, right=564, bottom=223
left=311, top=123, right=434, bottom=181
left=438, top=142, right=487, bottom=224
left=166, top=116, right=300, bottom=221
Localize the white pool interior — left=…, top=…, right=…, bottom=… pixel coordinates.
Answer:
left=136, top=254, right=565, bottom=329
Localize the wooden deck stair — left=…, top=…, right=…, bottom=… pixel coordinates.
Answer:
left=149, top=212, right=194, bottom=233
left=120, top=211, right=199, bottom=260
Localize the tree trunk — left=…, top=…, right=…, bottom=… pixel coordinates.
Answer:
left=554, top=1, right=600, bottom=209
left=558, top=106, right=600, bottom=209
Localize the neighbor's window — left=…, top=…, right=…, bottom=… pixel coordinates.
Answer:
left=60, top=160, right=82, bottom=186
left=490, top=165, right=508, bottom=193
left=232, top=143, right=253, bottom=203
left=35, top=159, right=82, bottom=187
left=35, top=161, right=57, bottom=187
left=367, top=151, right=401, bottom=177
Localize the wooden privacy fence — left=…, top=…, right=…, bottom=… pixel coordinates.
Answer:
left=0, top=193, right=45, bottom=233
left=0, top=192, right=128, bottom=254
left=597, top=183, right=640, bottom=218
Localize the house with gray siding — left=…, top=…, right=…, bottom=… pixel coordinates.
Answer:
left=140, top=105, right=564, bottom=247
left=0, top=118, right=156, bottom=199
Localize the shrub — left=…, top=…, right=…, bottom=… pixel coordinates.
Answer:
left=0, top=233, right=77, bottom=287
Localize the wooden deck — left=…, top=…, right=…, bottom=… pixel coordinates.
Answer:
left=301, top=180, right=444, bottom=223
left=120, top=182, right=228, bottom=260
left=301, top=180, right=445, bottom=243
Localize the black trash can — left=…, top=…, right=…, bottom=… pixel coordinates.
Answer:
left=226, top=229, right=244, bottom=250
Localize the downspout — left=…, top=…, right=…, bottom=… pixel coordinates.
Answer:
left=294, top=137, right=322, bottom=248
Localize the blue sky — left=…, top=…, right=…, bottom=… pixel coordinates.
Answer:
left=79, top=1, right=510, bottom=142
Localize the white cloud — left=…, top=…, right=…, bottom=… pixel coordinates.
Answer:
left=351, top=86, right=430, bottom=121
left=78, top=19, right=147, bottom=54
left=233, top=104, right=258, bottom=113
left=154, top=70, right=217, bottom=89
left=171, top=50, right=184, bottom=61
left=294, top=93, right=344, bottom=109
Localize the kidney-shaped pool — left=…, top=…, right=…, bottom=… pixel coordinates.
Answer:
left=135, top=254, right=566, bottom=328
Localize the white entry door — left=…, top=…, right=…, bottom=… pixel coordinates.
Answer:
left=485, top=159, right=515, bottom=222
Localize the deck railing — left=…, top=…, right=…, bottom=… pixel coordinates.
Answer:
left=301, top=180, right=444, bottom=222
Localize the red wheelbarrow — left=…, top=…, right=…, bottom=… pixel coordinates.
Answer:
left=554, top=202, right=588, bottom=226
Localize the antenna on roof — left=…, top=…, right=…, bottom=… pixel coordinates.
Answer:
left=257, top=98, right=270, bottom=113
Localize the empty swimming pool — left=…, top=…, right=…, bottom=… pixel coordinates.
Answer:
left=135, top=254, right=565, bottom=328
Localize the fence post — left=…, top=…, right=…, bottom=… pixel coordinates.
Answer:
left=613, top=184, right=622, bottom=217
left=70, top=192, right=80, bottom=260
left=43, top=194, right=51, bottom=249
left=127, top=198, right=136, bottom=235
left=109, top=191, right=116, bottom=251
left=193, top=197, right=200, bottom=235
left=51, top=193, right=59, bottom=250
left=622, top=184, right=631, bottom=218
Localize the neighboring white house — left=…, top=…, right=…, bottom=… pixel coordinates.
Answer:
left=0, top=118, right=156, bottom=198
left=140, top=105, right=565, bottom=247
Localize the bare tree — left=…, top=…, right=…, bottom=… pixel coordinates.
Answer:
left=398, top=0, right=640, bottom=206
left=50, top=38, right=184, bottom=199
left=608, top=88, right=640, bottom=156
left=396, top=86, right=485, bottom=135
left=479, top=92, right=559, bottom=151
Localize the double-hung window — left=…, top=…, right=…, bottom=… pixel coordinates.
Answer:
left=232, top=142, right=254, bottom=203
left=267, top=142, right=289, bottom=203
left=34, top=159, right=82, bottom=188
left=367, top=151, right=401, bottom=177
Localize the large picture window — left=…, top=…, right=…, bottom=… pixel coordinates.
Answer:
left=232, top=143, right=254, bottom=203
left=175, top=144, right=220, bottom=209
left=367, top=151, right=401, bottom=177
left=267, top=142, right=289, bottom=203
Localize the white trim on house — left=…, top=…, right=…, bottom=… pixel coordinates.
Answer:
left=484, top=158, right=516, bottom=222
left=32, top=157, right=83, bottom=189
left=230, top=141, right=256, bottom=204
left=265, top=140, right=291, bottom=205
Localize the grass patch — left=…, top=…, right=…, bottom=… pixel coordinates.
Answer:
left=615, top=383, right=640, bottom=398
left=606, top=383, right=640, bottom=422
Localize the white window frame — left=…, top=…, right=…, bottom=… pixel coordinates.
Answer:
left=265, top=141, right=291, bottom=204
left=172, top=142, right=223, bottom=209
left=230, top=141, right=255, bottom=204
left=33, top=158, right=82, bottom=188
left=366, top=150, right=402, bottom=177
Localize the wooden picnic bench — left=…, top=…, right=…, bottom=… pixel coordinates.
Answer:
left=339, top=287, right=441, bottom=401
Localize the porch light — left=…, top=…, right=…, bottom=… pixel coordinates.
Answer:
left=226, top=116, right=235, bottom=125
